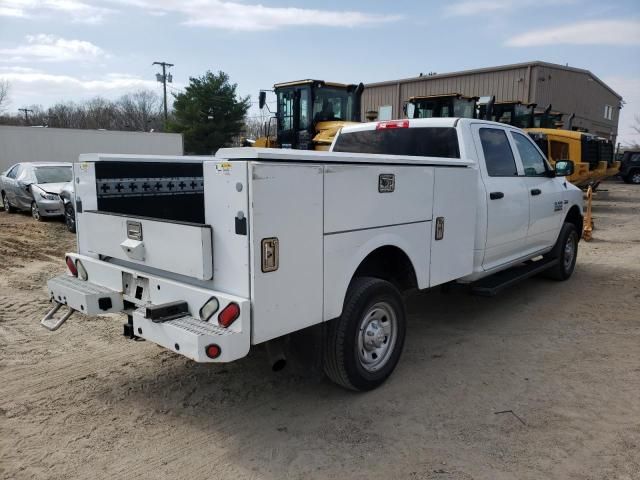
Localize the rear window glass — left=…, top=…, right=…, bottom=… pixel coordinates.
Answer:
left=333, top=127, right=460, bottom=158
left=34, top=166, right=72, bottom=184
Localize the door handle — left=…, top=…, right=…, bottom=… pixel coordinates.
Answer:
left=489, top=192, right=504, bottom=200
left=531, top=189, right=542, bottom=196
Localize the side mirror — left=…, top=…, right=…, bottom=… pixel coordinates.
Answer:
left=555, top=160, right=574, bottom=177
left=258, top=91, right=266, bottom=110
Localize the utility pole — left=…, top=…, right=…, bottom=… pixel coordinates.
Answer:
left=18, top=108, right=33, bottom=124
left=153, top=61, right=174, bottom=126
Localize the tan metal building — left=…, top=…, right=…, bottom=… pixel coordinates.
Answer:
left=362, top=61, right=622, bottom=140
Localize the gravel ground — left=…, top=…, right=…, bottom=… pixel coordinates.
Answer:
left=1, top=180, right=639, bottom=480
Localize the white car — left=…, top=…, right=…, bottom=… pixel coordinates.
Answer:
left=1, top=162, right=72, bottom=221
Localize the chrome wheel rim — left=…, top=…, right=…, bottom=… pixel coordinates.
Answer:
left=563, top=234, right=575, bottom=271
left=632, top=172, right=640, bottom=184
left=32, top=203, right=40, bottom=220
left=357, top=301, right=397, bottom=372
left=3, top=196, right=8, bottom=212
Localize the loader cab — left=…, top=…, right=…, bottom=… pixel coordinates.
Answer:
left=533, top=105, right=565, bottom=129
left=264, top=80, right=363, bottom=150
left=478, top=101, right=536, bottom=129
left=404, top=94, right=477, bottom=119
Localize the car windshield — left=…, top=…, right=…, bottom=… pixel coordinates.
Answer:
left=34, top=166, right=72, bottom=184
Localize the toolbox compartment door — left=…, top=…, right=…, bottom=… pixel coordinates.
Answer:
left=81, top=211, right=213, bottom=280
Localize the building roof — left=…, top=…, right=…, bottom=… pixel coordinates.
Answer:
left=365, top=61, right=622, bottom=100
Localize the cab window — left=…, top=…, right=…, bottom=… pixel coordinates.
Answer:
left=512, top=132, right=548, bottom=176
left=479, top=128, right=518, bottom=176
left=277, top=90, right=294, bottom=131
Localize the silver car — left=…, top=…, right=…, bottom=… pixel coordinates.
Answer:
left=0, top=162, right=73, bottom=221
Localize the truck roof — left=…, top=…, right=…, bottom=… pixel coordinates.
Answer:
left=339, top=117, right=516, bottom=134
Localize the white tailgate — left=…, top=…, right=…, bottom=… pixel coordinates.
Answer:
left=81, top=211, right=213, bottom=280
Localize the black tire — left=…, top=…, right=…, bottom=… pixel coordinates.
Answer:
left=627, top=170, right=640, bottom=185
left=544, top=223, right=578, bottom=281
left=64, top=203, right=76, bottom=233
left=31, top=201, right=44, bottom=222
left=2, top=193, right=16, bottom=213
left=323, top=277, right=406, bottom=391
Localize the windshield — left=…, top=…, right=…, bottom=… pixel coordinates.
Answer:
left=312, top=87, right=356, bottom=123
left=512, top=104, right=533, bottom=128
left=414, top=100, right=442, bottom=118
left=34, top=166, right=72, bottom=184
left=453, top=98, right=475, bottom=118
left=413, top=98, right=474, bottom=119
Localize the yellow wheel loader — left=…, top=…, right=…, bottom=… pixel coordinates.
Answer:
left=527, top=129, right=616, bottom=188
left=403, top=93, right=478, bottom=120
left=254, top=79, right=364, bottom=150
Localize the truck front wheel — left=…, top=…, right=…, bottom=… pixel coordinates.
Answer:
left=323, top=277, right=406, bottom=391
left=545, top=223, right=578, bottom=281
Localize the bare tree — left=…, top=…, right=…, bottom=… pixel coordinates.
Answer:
left=0, top=80, right=9, bottom=113
left=0, top=89, right=166, bottom=131
left=116, top=90, right=163, bottom=131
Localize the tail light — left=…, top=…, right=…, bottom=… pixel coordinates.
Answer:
left=376, top=120, right=409, bottom=130
left=205, top=344, right=221, bottom=359
left=76, top=259, right=88, bottom=280
left=218, top=302, right=240, bottom=328
left=66, top=256, right=78, bottom=276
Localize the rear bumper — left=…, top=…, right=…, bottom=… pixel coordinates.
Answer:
left=45, top=254, right=250, bottom=362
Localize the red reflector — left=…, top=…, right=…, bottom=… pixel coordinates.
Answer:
left=376, top=120, right=409, bottom=130
left=205, top=344, right=221, bottom=359
left=66, top=256, right=78, bottom=276
left=218, top=302, right=240, bottom=328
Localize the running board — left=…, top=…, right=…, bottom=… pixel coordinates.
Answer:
left=471, top=257, right=559, bottom=297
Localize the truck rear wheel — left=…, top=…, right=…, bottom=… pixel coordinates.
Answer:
left=323, top=277, right=406, bottom=391
left=545, top=223, right=578, bottom=281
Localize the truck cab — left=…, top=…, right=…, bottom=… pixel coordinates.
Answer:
left=332, top=118, right=583, bottom=279
left=404, top=94, right=477, bottom=120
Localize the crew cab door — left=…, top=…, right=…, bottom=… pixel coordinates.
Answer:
left=510, top=131, right=565, bottom=251
left=472, top=125, right=530, bottom=270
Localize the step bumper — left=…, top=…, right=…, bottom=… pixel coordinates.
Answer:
left=132, top=309, right=249, bottom=362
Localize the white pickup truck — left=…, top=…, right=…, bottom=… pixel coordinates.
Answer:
left=42, top=118, right=583, bottom=391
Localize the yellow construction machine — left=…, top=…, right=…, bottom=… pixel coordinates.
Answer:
left=253, top=79, right=364, bottom=150
left=527, top=129, right=618, bottom=188
left=404, top=93, right=477, bottom=119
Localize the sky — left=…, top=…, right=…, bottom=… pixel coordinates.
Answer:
left=0, top=0, right=639, bottom=145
